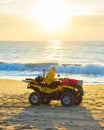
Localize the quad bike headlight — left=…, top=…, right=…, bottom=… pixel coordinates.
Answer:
left=75, top=88, right=78, bottom=91
left=27, top=84, right=31, bottom=88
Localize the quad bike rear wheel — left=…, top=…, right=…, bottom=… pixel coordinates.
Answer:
left=61, top=92, right=75, bottom=107
left=29, top=92, right=41, bottom=105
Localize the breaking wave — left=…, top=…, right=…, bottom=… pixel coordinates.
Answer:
left=0, top=62, right=104, bottom=76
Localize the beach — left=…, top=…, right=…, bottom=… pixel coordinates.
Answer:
left=1, top=0, right=104, bottom=129
left=0, top=79, right=104, bottom=130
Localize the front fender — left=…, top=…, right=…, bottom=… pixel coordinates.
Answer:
left=27, top=83, right=42, bottom=91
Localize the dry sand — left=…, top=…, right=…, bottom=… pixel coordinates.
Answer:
left=0, top=79, right=104, bottom=130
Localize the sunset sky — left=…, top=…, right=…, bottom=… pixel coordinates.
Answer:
left=0, top=0, right=104, bottom=41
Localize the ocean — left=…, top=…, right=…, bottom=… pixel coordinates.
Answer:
left=0, top=41, right=104, bottom=84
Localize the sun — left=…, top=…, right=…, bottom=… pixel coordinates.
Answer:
left=29, top=0, right=69, bottom=33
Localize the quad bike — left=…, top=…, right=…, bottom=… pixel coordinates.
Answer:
left=23, top=74, right=84, bottom=107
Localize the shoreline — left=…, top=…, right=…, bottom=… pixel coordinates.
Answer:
left=0, top=77, right=104, bottom=85
left=0, top=79, right=104, bottom=130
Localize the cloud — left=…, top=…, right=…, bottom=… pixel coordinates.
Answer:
left=0, top=0, right=15, bottom=3
left=69, top=15, right=104, bottom=28
left=95, top=8, right=104, bottom=15
left=0, top=13, right=104, bottom=41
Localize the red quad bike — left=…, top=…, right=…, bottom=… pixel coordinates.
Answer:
left=23, top=74, right=84, bottom=107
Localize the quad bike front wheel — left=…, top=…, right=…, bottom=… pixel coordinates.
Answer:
left=75, top=96, right=83, bottom=105
left=29, top=92, right=41, bottom=105
left=61, top=92, right=75, bottom=107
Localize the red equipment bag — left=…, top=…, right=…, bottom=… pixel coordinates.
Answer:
left=69, top=79, right=78, bottom=85
left=61, top=78, right=69, bottom=85
left=61, top=78, right=78, bottom=85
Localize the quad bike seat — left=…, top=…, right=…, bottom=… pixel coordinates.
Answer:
left=45, top=80, right=61, bottom=89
